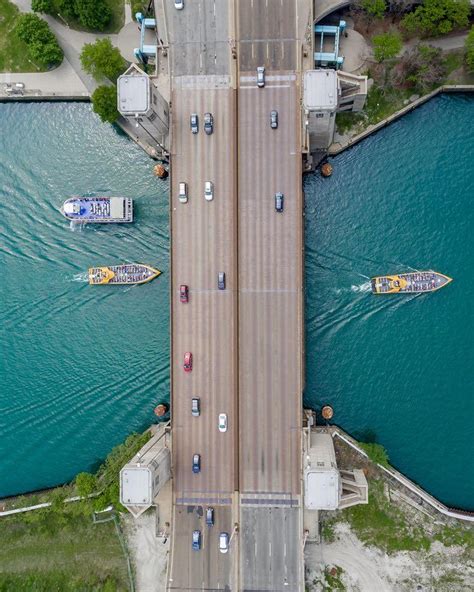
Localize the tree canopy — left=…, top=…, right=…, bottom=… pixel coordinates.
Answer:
left=33, top=0, right=112, bottom=31
left=372, top=32, right=402, bottom=62
left=15, top=13, right=63, bottom=67
left=401, top=0, right=470, bottom=37
left=91, top=85, right=120, bottom=124
left=466, top=27, right=474, bottom=72
left=80, top=38, right=126, bottom=82
left=360, top=0, right=386, bottom=18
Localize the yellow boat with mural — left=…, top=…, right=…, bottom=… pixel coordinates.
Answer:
left=88, top=264, right=161, bottom=285
left=371, top=271, right=452, bottom=294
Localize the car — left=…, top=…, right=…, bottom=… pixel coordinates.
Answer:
left=180, top=284, right=188, bottom=303
left=270, top=110, right=278, bottom=129
left=178, top=182, right=188, bottom=204
left=219, top=532, right=229, bottom=554
left=218, top=413, right=227, bottom=433
left=204, top=181, right=214, bottom=201
left=206, top=507, right=214, bottom=526
left=192, top=530, right=201, bottom=550
left=192, top=453, right=201, bottom=473
left=184, top=352, right=192, bottom=372
left=204, top=112, right=213, bottom=135
left=191, top=397, right=200, bottom=417
left=218, top=272, right=225, bottom=290
left=275, top=192, right=284, bottom=213
left=174, top=0, right=184, bottom=10
left=257, top=66, right=265, bottom=88
left=190, top=113, right=198, bottom=133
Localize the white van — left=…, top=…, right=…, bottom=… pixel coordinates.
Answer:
left=204, top=181, right=214, bottom=201
left=178, top=182, right=188, bottom=204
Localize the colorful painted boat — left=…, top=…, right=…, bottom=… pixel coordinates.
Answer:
left=88, top=264, right=161, bottom=285
left=61, top=196, right=133, bottom=223
left=371, top=271, right=452, bottom=294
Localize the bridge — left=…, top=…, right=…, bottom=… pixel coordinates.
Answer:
left=165, top=1, right=309, bottom=589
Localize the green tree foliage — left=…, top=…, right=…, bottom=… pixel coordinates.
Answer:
left=31, top=0, right=54, bottom=13
left=14, top=13, right=63, bottom=67
left=393, top=44, right=446, bottom=91
left=74, top=0, right=111, bottom=31
left=372, top=32, right=402, bottom=62
left=359, top=442, right=390, bottom=467
left=466, top=27, right=474, bottom=72
left=361, top=0, right=386, bottom=18
left=401, top=0, right=470, bottom=37
left=91, top=85, right=120, bottom=124
left=80, top=38, right=126, bottom=82
left=75, top=472, right=98, bottom=497
left=57, top=0, right=78, bottom=19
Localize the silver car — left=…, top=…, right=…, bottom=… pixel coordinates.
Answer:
left=270, top=110, right=278, bottom=129
left=190, top=113, right=198, bottom=134
left=275, top=192, right=284, bottom=212
left=257, top=66, right=265, bottom=88
left=219, top=532, right=229, bottom=553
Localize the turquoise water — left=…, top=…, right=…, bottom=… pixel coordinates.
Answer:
left=304, top=94, right=474, bottom=510
left=0, top=103, right=169, bottom=498
left=1, top=97, right=473, bottom=509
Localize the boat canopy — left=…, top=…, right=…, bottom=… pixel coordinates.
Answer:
left=64, top=202, right=80, bottom=214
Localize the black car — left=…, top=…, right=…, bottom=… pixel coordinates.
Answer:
left=270, top=110, right=278, bottom=129
left=204, top=112, right=213, bottom=135
left=190, top=113, right=198, bottom=134
left=275, top=192, right=284, bottom=212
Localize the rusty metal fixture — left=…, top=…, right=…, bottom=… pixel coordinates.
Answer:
left=154, top=403, right=169, bottom=417
left=153, top=164, right=168, bottom=178
left=321, top=162, right=333, bottom=178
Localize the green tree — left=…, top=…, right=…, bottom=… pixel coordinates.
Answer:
left=465, top=27, right=474, bottom=72
left=372, top=32, right=402, bottom=62
left=75, top=0, right=111, bottom=31
left=91, top=85, right=120, bottom=123
left=75, top=472, right=98, bottom=497
left=80, top=38, right=126, bottom=82
left=57, top=0, right=78, bottom=19
left=401, top=0, right=470, bottom=37
left=31, top=0, right=54, bottom=13
left=15, top=13, right=63, bottom=67
left=361, top=0, right=386, bottom=18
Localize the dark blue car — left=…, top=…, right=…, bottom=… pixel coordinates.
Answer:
left=193, top=453, right=201, bottom=473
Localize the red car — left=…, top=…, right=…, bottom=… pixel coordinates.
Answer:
left=184, top=352, right=193, bottom=372
left=180, top=284, right=189, bottom=303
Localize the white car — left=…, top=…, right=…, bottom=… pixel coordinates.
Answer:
left=178, top=182, right=188, bottom=204
left=174, top=0, right=184, bottom=10
left=205, top=181, right=214, bottom=201
left=219, top=532, right=229, bottom=554
left=218, top=413, right=227, bottom=433
left=257, top=66, right=265, bottom=88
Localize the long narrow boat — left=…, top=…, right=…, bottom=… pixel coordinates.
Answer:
left=88, top=264, right=161, bottom=285
left=371, top=271, right=452, bottom=294
left=61, top=196, right=133, bottom=223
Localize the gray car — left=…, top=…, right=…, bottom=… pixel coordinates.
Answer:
left=204, top=112, right=213, bottom=135
left=275, top=192, right=284, bottom=212
left=190, top=113, right=198, bottom=134
left=270, top=110, right=278, bottom=129
left=218, top=272, right=225, bottom=290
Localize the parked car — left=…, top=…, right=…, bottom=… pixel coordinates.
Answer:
left=219, top=532, right=229, bottom=553
left=184, top=352, right=193, bottom=372
left=257, top=66, right=265, bottom=88
left=192, top=530, right=201, bottom=550
left=204, top=181, right=214, bottom=201
left=218, top=272, right=225, bottom=290
left=204, top=112, right=214, bottom=135
left=180, top=284, right=189, bottom=303
left=190, top=113, right=198, bottom=133
left=270, top=110, right=278, bottom=129
left=175, top=0, right=184, bottom=10
left=191, top=397, right=200, bottom=417
left=206, top=507, right=214, bottom=526
left=275, top=192, right=284, bottom=213
left=192, top=453, right=201, bottom=473
left=178, top=182, right=188, bottom=204
left=218, top=413, right=227, bottom=433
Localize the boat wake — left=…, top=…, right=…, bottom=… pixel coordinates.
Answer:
left=70, top=273, right=89, bottom=283
left=351, top=282, right=372, bottom=293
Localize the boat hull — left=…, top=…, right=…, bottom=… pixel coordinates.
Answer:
left=371, top=272, right=452, bottom=294
left=61, top=196, right=133, bottom=223
left=88, top=264, right=161, bottom=285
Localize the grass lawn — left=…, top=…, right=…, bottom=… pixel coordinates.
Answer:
left=0, top=509, right=129, bottom=591
left=0, top=0, right=48, bottom=72
left=52, top=0, right=125, bottom=34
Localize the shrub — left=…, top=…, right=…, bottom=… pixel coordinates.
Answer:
left=361, top=0, right=386, bottom=18
left=466, top=27, right=474, bottom=72
left=91, top=85, right=120, bottom=124
left=372, top=32, right=402, bottom=62
left=392, top=44, right=446, bottom=91
left=74, top=0, right=111, bottom=31
left=57, top=0, right=77, bottom=19
left=401, top=0, right=470, bottom=37
left=14, top=13, right=63, bottom=67
left=359, top=442, right=390, bottom=467
left=80, top=38, right=127, bottom=82
left=75, top=472, right=98, bottom=497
